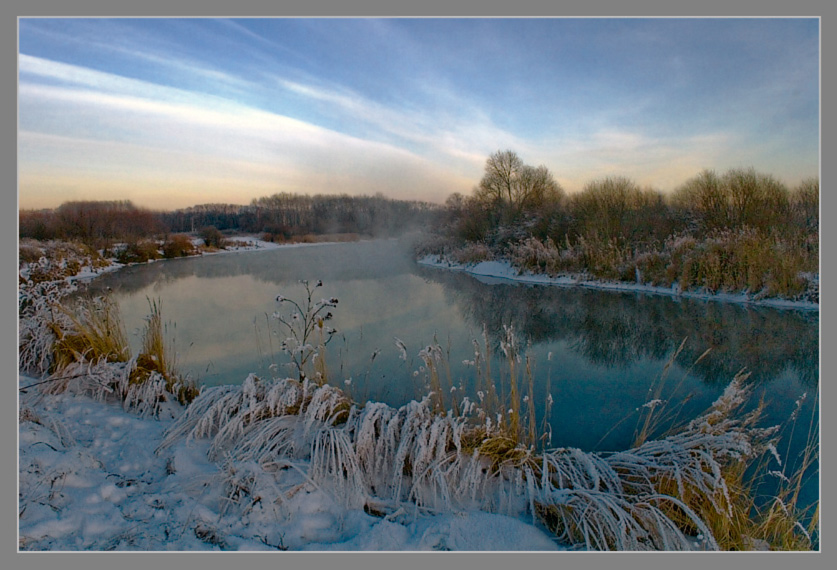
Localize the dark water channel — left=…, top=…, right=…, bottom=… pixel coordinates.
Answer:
left=83, top=239, right=819, bottom=506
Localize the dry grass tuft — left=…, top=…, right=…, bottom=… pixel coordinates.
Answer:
left=51, top=295, right=130, bottom=372
left=129, top=298, right=199, bottom=405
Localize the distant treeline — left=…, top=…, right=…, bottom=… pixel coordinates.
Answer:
left=424, top=150, right=819, bottom=299
left=19, top=193, right=439, bottom=248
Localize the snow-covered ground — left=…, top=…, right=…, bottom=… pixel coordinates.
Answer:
left=17, top=375, right=563, bottom=551
left=417, top=255, right=820, bottom=312
left=18, top=239, right=811, bottom=553
left=52, top=236, right=349, bottom=286
left=19, top=237, right=569, bottom=552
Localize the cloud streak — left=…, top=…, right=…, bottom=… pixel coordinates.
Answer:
left=18, top=18, right=819, bottom=210
left=19, top=55, right=476, bottom=208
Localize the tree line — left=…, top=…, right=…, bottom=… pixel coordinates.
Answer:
left=19, top=193, right=439, bottom=250
left=438, top=149, right=818, bottom=248
left=427, top=150, right=818, bottom=299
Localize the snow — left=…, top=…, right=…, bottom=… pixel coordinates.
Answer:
left=63, top=236, right=347, bottom=283
left=18, top=240, right=805, bottom=553
left=18, top=375, right=565, bottom=551
left=209, top=235, right=353, bottom=255
left=417, top=255, right=819, bottom=312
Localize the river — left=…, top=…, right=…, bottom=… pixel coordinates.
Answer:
left=81, top=238, right=819, bottom=506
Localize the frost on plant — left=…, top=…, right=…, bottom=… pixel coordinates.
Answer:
left=271, top=280, right=338, bottom=382
left=154, top=352, right=783, bottom=551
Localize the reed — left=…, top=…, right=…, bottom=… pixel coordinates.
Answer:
left=130, top=298, right=200, bottom=406
left=21, top=277, right=818, bottom=550
left=51, top=295, right=131, bottom=372
left=158, top=362, right=810, bottom=550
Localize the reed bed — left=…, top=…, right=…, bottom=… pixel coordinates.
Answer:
left=502, top=229, right=818, bottom=301
left=20, top=282, right=199, bottom=416
left=153, top=366, right=809, bottom=550
left=18, top=265, right=818, bottom=551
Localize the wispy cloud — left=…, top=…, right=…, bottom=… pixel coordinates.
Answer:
left=18, top=18, right=819, bottom=209
left=19, top=56, right=473, bottom=208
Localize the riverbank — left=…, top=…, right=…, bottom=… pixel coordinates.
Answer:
left=17, top=238, right=568, bottom=551
left=17, top=238, right=819, bottom=552
left=18, top=235, right=356, bottom=286
left=18, top=373, right=562, bottom=551
left=417, top=255, right=820, bottom=312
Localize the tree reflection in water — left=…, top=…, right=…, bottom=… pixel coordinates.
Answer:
left=417, top=266, right=818, bottom=390
left=82, top=241, right=817, bottom=462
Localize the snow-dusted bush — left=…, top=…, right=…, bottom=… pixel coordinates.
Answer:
left=451, top=242, right=494, bottom=265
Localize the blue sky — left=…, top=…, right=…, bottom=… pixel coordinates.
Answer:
left=18, top=17, right=819, bottom=210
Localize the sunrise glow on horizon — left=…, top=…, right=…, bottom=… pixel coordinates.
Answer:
left=18, top=17, right=820, bottom=211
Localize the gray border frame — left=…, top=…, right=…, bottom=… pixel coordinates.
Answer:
left=5, top=2, right=830, bottom=569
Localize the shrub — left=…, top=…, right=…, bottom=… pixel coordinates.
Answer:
left=790, top=177, right=819, bottom=234
left=18, top=240, right=45, bottom=264
left=576, top=234, right=629, bottom=280
left=570, top=176, right=644, bottom=241
left=631, top=250, right=671, bottom=285
left=673, top=167, right=791, bottom=235
left=451, top=242, right=494, bottom=264
left=161, top=234, right=196, bottom=258
left=199, top=226, right=226, bottom=249
left=117, top=240, right=161, bottom=264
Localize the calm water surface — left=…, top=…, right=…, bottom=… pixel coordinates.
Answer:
left=84, top=239, right=819, bottom=503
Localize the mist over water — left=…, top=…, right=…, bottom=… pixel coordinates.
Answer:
left=83, top=239, right=818, bottom=501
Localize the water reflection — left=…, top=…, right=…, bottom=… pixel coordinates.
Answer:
left=416, top=266, right=819, bottom=390
left=81, top=241, right=817, bottom=507
left=84, top=241, right=818, bottom=396
left=91, top=240, right=416, bottom=295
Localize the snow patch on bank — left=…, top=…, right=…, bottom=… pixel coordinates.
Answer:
left=417, top=255, right=819, bottom=312
left=18, top=375, right=564, bottom=551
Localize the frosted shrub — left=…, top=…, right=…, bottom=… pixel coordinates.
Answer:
left=509, top=235, right=634, bottom=280
left=19, top=239, right=109, bottom=284
left=576, top=234, right=630, bottom=280
left=508, top=236, right=565, bottom=274
left=661, top=227, right=814, bottom=297
left=272, top=280, right=338, bottom=382
left=632, top=250, right=671, bottom=285
left=451, top=242, right=494, bottom=265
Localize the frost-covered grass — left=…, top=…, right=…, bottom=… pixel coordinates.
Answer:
left=423, top=229, right=819, bottom=306
left=19, top=360, right=817, bottom=551
left=19, top=251, right=199, bottom=416
left=18, top=243, right=818, bottom=551
left=18, top=378, right=563, bottom=551
left=506, top=231, right=818, bottom=301
left=149, top=366, right=816, bottom=551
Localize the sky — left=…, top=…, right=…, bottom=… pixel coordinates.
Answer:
left=17, top=17, right=820, bottom=211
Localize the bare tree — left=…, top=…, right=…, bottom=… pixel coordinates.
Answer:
left=674, top=167, right=790, bottom=232
left=673, top=169, right=730, bottom=230
left=571, top=176, right=645, bottom=240
left=475, top=149, right=524, bottom=208
left=474, top=150, right=563, bottom=221
left=791, top=177, right=819, bottom=233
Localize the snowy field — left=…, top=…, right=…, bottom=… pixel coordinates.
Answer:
left=18, top=374, right=562, bottom=552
